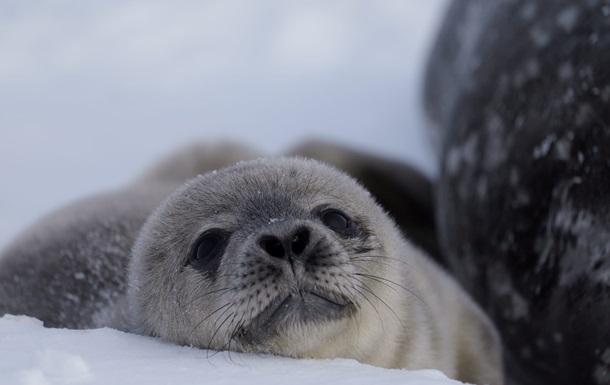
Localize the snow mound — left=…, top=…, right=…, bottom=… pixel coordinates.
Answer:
left=0, top=315, right=467, bottom=385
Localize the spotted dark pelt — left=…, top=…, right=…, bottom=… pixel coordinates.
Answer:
left=425, top=1, right=610, bottom=384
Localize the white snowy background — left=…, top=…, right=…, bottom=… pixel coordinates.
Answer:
left=0, top=1, right=460, bottom=384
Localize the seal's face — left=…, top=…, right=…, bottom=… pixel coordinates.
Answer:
left=130, top=158, right=396, bottom=358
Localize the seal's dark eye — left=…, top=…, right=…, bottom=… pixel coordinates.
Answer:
left=321, top=209, right=356, bottom=236
left=189, top=229, right=228, bottom=276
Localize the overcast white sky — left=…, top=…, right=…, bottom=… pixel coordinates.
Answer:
left=0, top=0, right=449, bottom=247
left=0, top=3, right=473, bottom=384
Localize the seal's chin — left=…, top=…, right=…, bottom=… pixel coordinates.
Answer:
left=239, top=290, right=352, bottom=347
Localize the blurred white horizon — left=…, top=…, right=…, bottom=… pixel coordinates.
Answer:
left=0, top=3, right=467, bottom=384
left=0, top=0, right=449, bottom=249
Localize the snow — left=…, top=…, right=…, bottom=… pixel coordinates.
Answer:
left=1, top=315, right=465, bottom=385
left=0, top=1, right=464, bottom=384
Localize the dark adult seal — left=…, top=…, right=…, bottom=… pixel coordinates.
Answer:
left=425, top=1, right=610, bottom=384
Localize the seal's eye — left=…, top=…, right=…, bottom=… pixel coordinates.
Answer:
left=321, top=209, right=356, bottom=236
left=189, top=229, right=228, bottom=276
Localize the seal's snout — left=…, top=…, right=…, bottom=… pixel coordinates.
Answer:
left=257, top=226, right=310, bottom=260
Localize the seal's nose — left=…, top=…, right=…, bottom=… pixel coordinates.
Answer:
left=258, top=227, right=310, bottom=259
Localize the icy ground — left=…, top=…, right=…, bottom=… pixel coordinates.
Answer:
left=0, top=1, right=463, bottom=384
left=0, top=316, right=466, bottom=385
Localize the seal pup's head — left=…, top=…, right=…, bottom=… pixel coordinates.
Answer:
left=128, top=157, right=411, bottom=361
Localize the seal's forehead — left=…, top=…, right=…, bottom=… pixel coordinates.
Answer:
left=157, top=156, right=380, bottom=237
left=183, top=157, right=370, bottom=215
left=202, top=157, right=356, bottom=197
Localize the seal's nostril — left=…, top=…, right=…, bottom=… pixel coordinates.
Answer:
left=259, top=236, right=285, bottom=258
left=258, top=228, right=310, bottom=259
left=291, top=229, right=309, bottom=255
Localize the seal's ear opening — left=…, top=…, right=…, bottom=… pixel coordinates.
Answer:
left=288, top=141, right=442, bottom=266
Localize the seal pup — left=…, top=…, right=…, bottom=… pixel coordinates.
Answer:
left=130, top=157, right=503, bottom=384
left=0, top=145, right=503, bottom=385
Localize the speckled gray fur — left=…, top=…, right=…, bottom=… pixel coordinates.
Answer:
left=0, top=142, right=259, bottom=329
left=0, top=144, right=502, bottom=385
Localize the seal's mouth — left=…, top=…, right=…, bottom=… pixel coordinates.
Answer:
left=238, top=290, right=352, bottom=345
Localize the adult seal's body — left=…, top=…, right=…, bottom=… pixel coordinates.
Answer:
left=425, top=1, right=610, bottom=384
left=0, top=144, right=503, bottom=385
